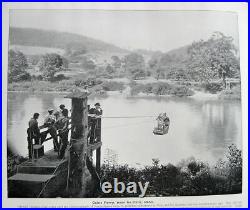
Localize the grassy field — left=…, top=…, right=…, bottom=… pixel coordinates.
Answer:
left=10, top=45, right=65, bottom=55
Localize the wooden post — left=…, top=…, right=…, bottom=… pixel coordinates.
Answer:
left=96, top=117, right=101, bottom=174
left=65, top=91, right=89, bottom=197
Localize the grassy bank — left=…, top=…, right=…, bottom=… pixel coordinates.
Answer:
left=129, top=81, right=195, bottom=97
left=8, top=79, right=126, bottom=96
left=100, top=144, right=242, bottom=197
left=8, top=78, right=241, bottom=100
left=218, top=86, right=241, bottom=100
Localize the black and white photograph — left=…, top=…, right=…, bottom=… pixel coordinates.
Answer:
left=2, top=2, right=248, bottom=208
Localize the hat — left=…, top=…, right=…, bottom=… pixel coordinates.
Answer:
left=48, top=109, right=54, bottom=112
left=95, top=102, right=100, bottom=106
left=59, top=104, right=65, bottom=109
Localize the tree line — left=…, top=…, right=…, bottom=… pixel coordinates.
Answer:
left=8, top=32, right=240, bottom=84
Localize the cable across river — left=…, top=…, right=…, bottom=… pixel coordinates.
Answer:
left=102, top=115, right=157, bottom=119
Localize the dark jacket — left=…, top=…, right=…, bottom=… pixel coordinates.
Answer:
left=28, top=118, right=40, bottom=136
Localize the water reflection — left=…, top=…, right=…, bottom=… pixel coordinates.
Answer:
left=7, top=92, right=242, bottom=167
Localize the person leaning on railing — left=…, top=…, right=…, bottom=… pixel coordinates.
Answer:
left=44, top=109, right=59, bottom=152
left=57, top=109, right=70, bottom=159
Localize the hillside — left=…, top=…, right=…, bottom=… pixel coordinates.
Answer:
left=9, top=27, right=128, bottom=54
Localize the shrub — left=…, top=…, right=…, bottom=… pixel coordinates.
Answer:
left=9, top=71, right=31, bottom=83
left=202, top=82, right=223, bottom=94
left=99, top=145, right=242, bottom=197
left=101, top=81, right=125, bottom=91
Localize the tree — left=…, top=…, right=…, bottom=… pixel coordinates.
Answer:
left=123, top=53, right=145, bottom=79
left=8, top=50, right=30, bottom=82
left=187, top=32, right=240, bottom=83
left=39, top=53, right=66, bottom=81
left=155, top=67, right=166, bottom=80
left=111, top=55, right=121, bottom=69
left=81, top=56, right=96, bottom=70
left=105, top=64, right=115, bottom=74
left=130, top=68, right=146, bottom=80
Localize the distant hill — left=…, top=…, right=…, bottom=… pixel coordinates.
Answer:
left=9, top=27, right=128, bottom=54
left=165, top=45, right=190, bottom=59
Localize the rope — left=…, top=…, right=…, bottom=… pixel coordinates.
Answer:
left=102, top=115, right=157, bottom=119
left=37, top=147, right=70, bottom=198
left=103, top=120, right=153, bottom=129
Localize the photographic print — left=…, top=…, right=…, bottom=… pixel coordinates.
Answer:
left=3, top=3, right=247, bottom=207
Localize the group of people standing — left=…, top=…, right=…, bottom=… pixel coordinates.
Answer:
left=27, top=102, right=103, bottom=159
left=27, top=104, right=70, bottom=159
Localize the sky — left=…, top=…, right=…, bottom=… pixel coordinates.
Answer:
left=10, top=10, right=239, bottom=52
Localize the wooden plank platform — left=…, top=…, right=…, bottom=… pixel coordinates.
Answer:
left=8, top=173, right=55, bottom=182
left=8, top=149, right=69, bottom=198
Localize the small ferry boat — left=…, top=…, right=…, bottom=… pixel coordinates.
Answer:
left=153, top=124, right=170, bottom=135
left=153, top=113, right=170, bottom=135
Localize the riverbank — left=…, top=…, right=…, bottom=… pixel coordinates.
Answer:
left=7, top=79, right=241, bottom=100
left=100, top=144, right=242, bottom=197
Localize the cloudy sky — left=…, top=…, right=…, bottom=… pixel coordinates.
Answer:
left=10, top=10, right=239, bottom=52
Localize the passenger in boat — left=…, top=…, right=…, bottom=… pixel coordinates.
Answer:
left=44, top=109, right=59, bottom=152
left=58, top=109, right=70, bottom=159
left=27, top=113, right=40, bottom=158
left=156, top=113, right=169, bottom=129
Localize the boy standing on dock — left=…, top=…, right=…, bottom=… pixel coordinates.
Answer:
left=58, top=109, right=70, bottom=159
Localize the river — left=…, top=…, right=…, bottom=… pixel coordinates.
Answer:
left=7, top=92, right=242, bottom=167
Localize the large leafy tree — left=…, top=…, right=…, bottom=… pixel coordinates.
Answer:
left=39, top=53, right=67, bottom=80
left=8, top=50, right=30, bottom=82
left=187, top=32, right=240, bottom=82
left=111, top=55, right=121, bottom=69
left=123, top=53, right=146, bottom=79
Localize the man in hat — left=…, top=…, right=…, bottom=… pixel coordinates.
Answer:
left=90, top=103, right=103, bottom=143
left=88, top=105, right=97, bottom=144
left=59, top=104, right=68, bottom=117
left=27, top=113, right=40, bottom=158
left=44, top=109, right=59, bottom=152
left=94, top=102, right=103, bottom=116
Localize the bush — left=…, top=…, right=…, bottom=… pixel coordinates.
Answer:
left=100, top=145, right=242, bottom=197
left=129, top=82, right=194, bottom=97
left=9, top=71, right=31, bottom=83
left=52, top=74, right=69, bottom=82
left=101, top=81, right=125, bottom=91
left=202, top=82, right=223, bottom=94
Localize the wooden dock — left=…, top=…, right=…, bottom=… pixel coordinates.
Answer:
left=8, top=150, right=68, bottom=198
left=8, top=90, right=103, bottom=198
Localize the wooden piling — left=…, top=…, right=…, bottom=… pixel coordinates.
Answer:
left=65, top=91, right=89, bottom=197
left=96, top=118, right=101, bottom=174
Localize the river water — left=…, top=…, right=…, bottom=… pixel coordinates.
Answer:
left=7, top=92, right=242, bottom=167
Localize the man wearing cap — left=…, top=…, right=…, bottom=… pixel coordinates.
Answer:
left=44, top=109, right=59, bottom=152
